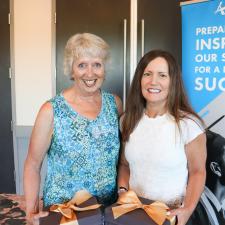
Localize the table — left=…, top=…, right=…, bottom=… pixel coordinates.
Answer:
left=0, top=194, right=42, bottom=225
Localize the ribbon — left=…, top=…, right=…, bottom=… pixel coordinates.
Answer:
left=112, top=190, right=176, bottom=225
left=50, top=190, right=101, bottom=225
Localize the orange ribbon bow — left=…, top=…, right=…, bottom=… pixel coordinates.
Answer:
left=112, top=190, right=176, bottom=225
left=50, top=190, right=101, bottom=225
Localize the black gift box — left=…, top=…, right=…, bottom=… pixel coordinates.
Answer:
left=40, top=196, right=102, bottom=225
left=104, top=197, right=172, bottom=225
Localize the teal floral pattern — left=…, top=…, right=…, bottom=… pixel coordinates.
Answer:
left=43, top=91, right=120, bottom=206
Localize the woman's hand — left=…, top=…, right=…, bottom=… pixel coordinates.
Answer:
left=169, top=207, right=192, bottom=225
left=26, top=211, right=49, bottom=225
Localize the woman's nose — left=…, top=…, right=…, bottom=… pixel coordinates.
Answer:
left=149, top=74, right=158, bottom=84
left=86, top=65, right=94, bottom=76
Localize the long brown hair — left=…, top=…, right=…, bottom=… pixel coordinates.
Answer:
left=122, top=50, right=203, bottom=142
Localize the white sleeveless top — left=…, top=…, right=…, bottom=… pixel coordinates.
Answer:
left=125, top=113, right=203, bottom=205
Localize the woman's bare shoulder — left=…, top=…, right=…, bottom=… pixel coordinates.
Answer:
left=112, top=94, right=123, bottom=116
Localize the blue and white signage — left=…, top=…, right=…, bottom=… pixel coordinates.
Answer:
left=181, top=0, right=225, bottom=124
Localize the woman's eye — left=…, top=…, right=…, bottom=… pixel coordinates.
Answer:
left=94, top=63, right=102, bottom=68
left=160, top=73, right=168, bottom=78
left=143, top=72, right=151, bottom=76
left=78, top=63, right=86, bottom=68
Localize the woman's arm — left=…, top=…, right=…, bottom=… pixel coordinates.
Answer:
left=117, top=142, right=130, bottom=191
left=23, top=102, right=53, bottom=223
left=170, top=133, right=207, bottom=225
left=183, top=133, right=207, bottom=212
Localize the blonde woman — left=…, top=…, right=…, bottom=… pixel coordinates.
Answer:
left=24, top=33, right=122, bottom=224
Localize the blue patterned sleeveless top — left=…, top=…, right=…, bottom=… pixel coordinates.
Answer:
left=43, top=91, right=120, bottom=206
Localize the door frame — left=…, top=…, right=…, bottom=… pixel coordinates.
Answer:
left=10, top=0, right=19, bottom=193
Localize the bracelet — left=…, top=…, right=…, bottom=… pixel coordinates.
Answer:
left=118, top=186, right=128, bottom=194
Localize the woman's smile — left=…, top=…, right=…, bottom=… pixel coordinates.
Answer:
left=147, top=88, right=161, bottom=93
left=83, top=79, right=97, bottom=87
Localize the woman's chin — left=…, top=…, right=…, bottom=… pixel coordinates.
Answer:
left=82, top=85, right=101, bottom=94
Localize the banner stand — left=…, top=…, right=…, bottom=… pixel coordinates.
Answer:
left=181, top=1, right=225, bottom=224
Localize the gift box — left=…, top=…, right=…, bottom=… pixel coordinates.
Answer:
left=104, top=190, right=176, bottom=225
left=40, top=190, right=102, bottom=225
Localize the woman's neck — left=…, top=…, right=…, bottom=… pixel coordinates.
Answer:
left=64, top=87, right=101, bottom=103
left=145, top=104, right=167, bottom=118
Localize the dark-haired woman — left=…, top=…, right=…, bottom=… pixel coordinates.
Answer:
left=118, top=50, right=206, bottom=225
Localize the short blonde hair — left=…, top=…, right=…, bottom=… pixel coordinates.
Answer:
left=64, top=33, right=110, bottom=76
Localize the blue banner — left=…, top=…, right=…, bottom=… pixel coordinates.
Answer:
left=181, top=0, right=225, bottom=121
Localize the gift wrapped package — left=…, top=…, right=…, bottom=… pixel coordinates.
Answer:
left=104, top=190, right=175, bottom=225
left=40, top=190, right=102, bottom=225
